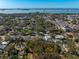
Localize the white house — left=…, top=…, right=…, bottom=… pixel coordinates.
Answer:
left=2, top=41, right=8, bottom=45
left=55, top=35, right=64, bottom=39
left=44, top=34, right=51, bottom=40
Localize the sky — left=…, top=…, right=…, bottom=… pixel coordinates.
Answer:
left=0, top=0, right=79, bottom=8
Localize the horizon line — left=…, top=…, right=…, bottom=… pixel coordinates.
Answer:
left=0, top=8, right=79, bottom=9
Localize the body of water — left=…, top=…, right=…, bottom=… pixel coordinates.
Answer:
left=0, top=8, right=79, bottom=14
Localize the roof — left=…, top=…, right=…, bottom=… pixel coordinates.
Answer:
left=55, top=35, right=64, bottom=39
left=2, top=41, right=8, bottom=45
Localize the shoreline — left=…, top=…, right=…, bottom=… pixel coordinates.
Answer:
left=0, top=12, right=79, bottom=15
